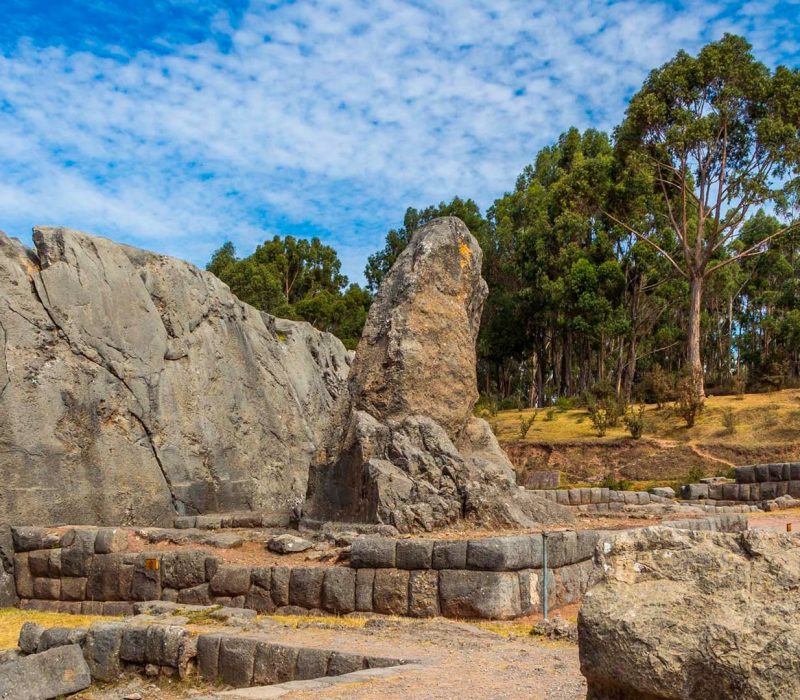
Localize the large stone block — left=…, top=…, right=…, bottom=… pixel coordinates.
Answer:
left=349, top=538, right=396, bottom=568
left=546, top=530, right=578, bottom=568
left=295, top=647, right=331, bottom=680
left=60, top=529, right=97, bottom=577
left=18, top=621, right=44, bottom=654
left=11, top=527, right=59, bottom=553
left=131, top=555, right=161, bottom=601
left=466, top=536, right=538, bottom=571
left=288, top=568, right=324, bottom=609
left=271, top=566, right=291, bottom=607
left=33, top=577, right=60, bottom=600
left=13, top=553, right=33, bottom=599
left=373, top=569, right=409, bottom=615
left=431, top=540, right=467, bottom=569
left=94, top=528, right=128, bottom=554
left=253, top=642, right=298, bottom=685
left=197, top=634, right=221, bottom=681
left=219, top=636, right=257, bottom=688
left=328, top=651, right=365, bottom=676
left=322, top=567, right=356, bottom=614
left=37, top=626, right=87, bottom=652
left=161, top=551, right=207, bottom=589
left=735, top=466, right=755, bottom=483
left=0, top=644, right=91, bottom=699
left=439, top=570, right=522, bottom=620
left=86, top=553, right=133, bottom=601
left=355, top=568, right=374, bottom=612
left=245, top=585, right=275, bottom=613
left=409, top=570, right=439, bottom=617
left=177, top=584, right=211, bottom=606
left=84, top=621, right=125, bottom=682
left=395, top=539, right=433, bottom=569
left=210, top=565, right=251, bottom=596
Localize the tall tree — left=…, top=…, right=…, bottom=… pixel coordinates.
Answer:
left=611, top=34, right=800, bottom=398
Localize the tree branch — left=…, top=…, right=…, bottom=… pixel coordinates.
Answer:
left=603, top=211, right=687, bottom=278
left=706, top=220, right=800, bottom=275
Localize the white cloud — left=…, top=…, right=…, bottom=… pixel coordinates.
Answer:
left=0, top=0, right=796, bottom=282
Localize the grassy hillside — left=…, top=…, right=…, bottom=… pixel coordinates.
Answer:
left=492, top=390, right=800, bottom=486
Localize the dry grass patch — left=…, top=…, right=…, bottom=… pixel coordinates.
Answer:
left=0, top=608, right=117, bottom=650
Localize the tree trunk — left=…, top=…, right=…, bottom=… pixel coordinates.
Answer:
left=688, top=273, right=705, bottom=398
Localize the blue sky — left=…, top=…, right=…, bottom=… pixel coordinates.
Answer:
left=1, top=1, right=798, bottom=283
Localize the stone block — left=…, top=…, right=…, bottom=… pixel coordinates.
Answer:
left=271, top=566, right=291, bottom=607
left=161, top=588, right=178, bottom=602
left=210, top=565, right=251, bottom=596
left=219, top=636, right=257, bottom=687
left=196, top=515, right=223, bottom=530
left=328, top=651, right=365, bottom=676
left=735, top=466, right=755, bottom=483
left=755, top=464, right=770, bottom=482
left=761, top=482, right=777, bottom=500
left=173, top=516, right=197, bottom=529
left=245, top=585, right=275, bottom=613
left=776, top=481, right=789, bottom=497
left=322, top=567, right=356, bottom=614
left=197, top=634, right=221, bottom=681
left=396, top=540, right=433, bottom=569
left=61, top=529, right=97, bottom=577
left=373, top=569, right=409, bottom=615
left=409, top=570, right=439, bottom=618
left=177, top=584, right=211, bottom=606
left=18, top=621, right=43, bottom=654
left=131, top=555, right=162, bottom=601
left=86, top=553, right=133, bottom=601
left=28, top=550, right=52, bottom=578
left=556, top=490, right=570, bottom=506
left=145, top=625, right=186, bottom=668
left=289, top=567, right=324, bottom=609
left=81, top=601, right=104, bottom=615
left=94, top=528, right=128, bottom=554
left=205, top=556, right=221, bottom=581
left=84, top=621, right=125, bottom=682
left=0, top=644, right=91, bottom=698
left=253, top=642, right=298, bottom=685
left=722, top=484, right=739, bottom=501
left=518, top=569, right=540, bottom=615
left=349, top=538, right=396, bottom=568
left=466, top=536, right=538, bottom=571
left=623, top=492, right=638, bottom=505
left=769, top=464, right=784, bottom=481
left=708, top=485, right=723, bottom=500
left=355, top=568, right=374, bottom=611
left=439, top=570, right=522, bottom=620
left=13, top=553, right=33, bottom=598
left=636, top=492, right=651, bottom=505
left=650, top=487, right=676, bottom=499
left=580, top=488, right=592, bottom=505
left=576, top=531, right=599, bottom=562
left=161, top=551, right=207, bottom=589
left=251, top=566, right=272, bottom=591
left=791, top=463, right=800, bottom=481
left=103, top=601, right=133, bottom=616
left=120, top=625, right=149, bottom=663
left=295, top=647, right=331, bottom=680
left=682, top=483, right=709, bottom=500
left=60, top=577, right=87, bottom=602
left=589, top=488, right=603, bottom=504
left=788, top=481, right=800, bottom=499
left=546, top=530, right=578, bottom=568
left=37, top=627, right=87, bottom=652
left=568, top=488, right=581, bottom=505
left=11, top=527, right=59, bottom=553
left=431, top=540, right=467, bottom=569
left=33, top=577, right=60, bottom=600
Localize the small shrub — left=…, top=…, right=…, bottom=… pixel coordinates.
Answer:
left=554, top=396, right=574, bottom=412
left=733, top=368, right=747, bottom=398
left=544, top=408, right=556, bottom=422
left=623, top=405, right=646, bottom=439
left=645, top=364, right=673, bottom=409
left=498, top=395, right=524, bottom=411
left=475, top=394, right=498, bottom=418
left=684, top=465, right=704, bottom=486
left=600, top=474, right=633, bottom=491
left=674, top=374, right=704, bottom=428
left=518, top=412, right=538, bottom=439
left=721, top=407, right=738, bottom=435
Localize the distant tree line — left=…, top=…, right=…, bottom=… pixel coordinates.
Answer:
left=208, top=35, right=799, bottom=404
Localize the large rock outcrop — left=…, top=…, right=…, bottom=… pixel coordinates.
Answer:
left=579, top=526, right=800, bottom=699
left=305, top=217, right=571, bottom=532
left=0, top=227, right=350, bottom=526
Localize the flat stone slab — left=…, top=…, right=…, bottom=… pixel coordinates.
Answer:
left=0, top=644, right=91, bottom=700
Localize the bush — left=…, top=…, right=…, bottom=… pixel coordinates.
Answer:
left=600, top=474, right=633, bottom=491
left=644, top=364, right=673, bottom=409
left=584, top=382, right=626, bottom=436
left=623, top=405, right=646, bottom=439
left=544, top=408, right=556, bottom=422
left=721, top=407, right=738, bottom=435
left=475, top=394, right=498, bottom=418
left=554, top=396, right=574, bottom=412
left=498, top=395, right=525, bottom=411
left=518, top=412, right=538, bottom=439
left=675, top=374, right=704, bottom=428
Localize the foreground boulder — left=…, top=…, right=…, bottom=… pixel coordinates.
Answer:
left=579, top=526, right=800, bottom=699
left=0, top=644, right=91, bottom=699
left=0, top=227, right=350, bottom=525
left=305, top=217, right=571, bottom=532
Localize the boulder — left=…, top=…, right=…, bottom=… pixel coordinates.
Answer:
left=305, top=218, right=571, bottom=533
left=579, top=526, right=800, bottom=699
left=267, top=534, right=314, bottom=554
left=0, top=227, right=350, bottom=526
left=0, top=644, right=91, bottom=700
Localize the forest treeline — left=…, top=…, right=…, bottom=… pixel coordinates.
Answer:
left=208, top=35, right=800, bottom=407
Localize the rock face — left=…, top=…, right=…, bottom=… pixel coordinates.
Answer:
left=0, top=227, right=350, bottom=526
left=579, top=526, right=800, bottom=700
left=305, top=217, right=571, bottom=532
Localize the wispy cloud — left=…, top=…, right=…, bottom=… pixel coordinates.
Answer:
left=0, top=0, right=797, bottom=281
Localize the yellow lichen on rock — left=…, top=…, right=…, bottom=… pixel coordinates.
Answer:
left=459, top=240, right=472, bottom=268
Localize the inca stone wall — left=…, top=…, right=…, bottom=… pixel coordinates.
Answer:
left=0, top=227, right=350, bottom=526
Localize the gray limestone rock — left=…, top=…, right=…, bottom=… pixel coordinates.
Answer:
left=267, top=534, right=314, bottom=554
left=579, top=527, right=800, bottom=699
left=304, top=218, right=571, bottom=533
left=0, top=227, right=350, bottom=526
left=0, top=644, right=91, bottom=700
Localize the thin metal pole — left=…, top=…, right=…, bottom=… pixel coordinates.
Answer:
left=542, top=532, right=549, bottom=621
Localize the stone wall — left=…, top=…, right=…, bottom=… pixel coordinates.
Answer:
left=683, top=462, right=800, bottom=502
left=7, top=520, right=747, bottom=621
left=526, top=488, right=671, bottom=508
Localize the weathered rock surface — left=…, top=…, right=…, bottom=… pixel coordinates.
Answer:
left=0, top=227, right=350, bottom=526
left=0, top=644, right=91, bottom=700
left=579, top=526, right=800, bottom=699
left=305, top=217, right=571, bottom=532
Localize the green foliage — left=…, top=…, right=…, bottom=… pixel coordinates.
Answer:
left=207, top=237, right=371, bottom=347
left=721, top=407, right=738, bottom=435
left=600, top=474, right=633, bottom=491
left=643, top=365, right=673, bottom=409
left=554, top=397, right=574, bottom=412
left=475, top=394, right=499, bottom=418
left=544, top=408, right=557, bottom=422
left=675, top=374, right=705, bottom=427
left=623, top=405, right=646, bottom=439
left=518, top=412, right=538, bottom=439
